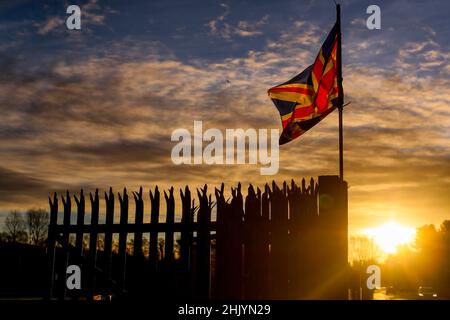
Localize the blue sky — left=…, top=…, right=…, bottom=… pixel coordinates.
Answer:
left=0, top=0, right=449, bottom=233
left=2, top=0, right=449, bottom=71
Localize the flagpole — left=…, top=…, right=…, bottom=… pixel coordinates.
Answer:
left=336, top=4, right=344, bottom=181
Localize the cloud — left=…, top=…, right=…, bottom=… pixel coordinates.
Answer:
left=82, top=0, right=110, bottom=26
left=234, top=15, right=269, bottom=37
left=208, top=3, right=230, bottom=36
left=207, top=3, right=268, bottom=39
left=0, top=166, right=67, bottom=210
left=350, top=18, right=365, bottom=27
left=267, top=21, right=321, bottom=51
left=36, top=16, right=63, bottom=35
left=422, top=26, right=437, bottom=37
left=33, top=0, right=111, bottom=36
left=394, top=33, right=449, bottom=74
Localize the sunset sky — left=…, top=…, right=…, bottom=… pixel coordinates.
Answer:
left=0, top=0, right=449, bottom=234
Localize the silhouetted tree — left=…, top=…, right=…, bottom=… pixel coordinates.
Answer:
left=127, top=238, right=134, bottom=255
left=440, top=220, right=450, bottom=233
left=384, top=221, right=450, bottom=296
left=350, top=235, right=380, bottom=266
left=349, top=235, right=381, bottom=300
left=69, top=234, right=76, bottom=246
left=142, top=237, right=149, bottom=258
left=441, top=220, right=450, bottom=297
left=3, top=210, right=28, bottom=243
left=158, top=238, right=165, bottom=260
left=415, top=224, right=439, bottom=252
left=97, top=234, right=105, bottom=251
left=26, top=209, right=49, bottom=246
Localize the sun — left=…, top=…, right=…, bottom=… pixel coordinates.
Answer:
left=363, top=221, right=416, bottom=254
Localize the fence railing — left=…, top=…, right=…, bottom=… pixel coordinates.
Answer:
left=47, top=175, right=348, bottom=300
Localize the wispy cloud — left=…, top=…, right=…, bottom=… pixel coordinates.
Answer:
left=33, top=0, right=112, bottom=36
left=207, top=3, right=268, bottom=39
left=395, top=38, right=449, bottom=74
left=36, top=16, right=63, bottom=35
left=350, top=18, right=365, bottom=27
left=82, top=0, right=111, bottom=26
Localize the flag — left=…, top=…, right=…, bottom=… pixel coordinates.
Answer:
left=268, top=23, right=341, bottom=145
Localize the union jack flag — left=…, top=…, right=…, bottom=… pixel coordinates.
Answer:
left=268, top=23, right=341, bottom=145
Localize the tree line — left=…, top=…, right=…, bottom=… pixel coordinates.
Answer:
left=383, top=220, right=450, bottom=295
left=0, top=209, right=49, bottom=246
left=1, top=208, right=174, bottom=261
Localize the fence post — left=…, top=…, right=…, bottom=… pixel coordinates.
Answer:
left=148, top=186, right=161, bottom=299
left=74, top=189, right=85, bottom=258
left=214, top=183, right=226, bottom=299
left=180, top=186, right=193, bottom=298
left=318, top=175, right=348, bottom=299
left=133, top=187, right=144, bottom=259
left=164, top=187, right=175, bottom=261
left=260, top=184, right=271, bottom=299
left=56, top=190, right=72, bottom=300
left=180, top=186, right=192, bottom=271
left=223, top=183, right=244, bottom=299
left=117, top=188, right=129, bottom=294
left=129, top=187, right=144, bottom=295
left=160, top=187, right=176, bottom=298
left=196, top=185, right=211, bottom=299
left=287, top=180, right=299, bottom=299
left=269, top=182, right=289, bottom=299
left=47, top=193, right=58, bottom=300
left=88, top=189, right=99, bottom=299
left=104, top=187, right=114, bottom=292
left=243, top=184, right=262, bottom=299
left=149, top=186, right=160, bottom=272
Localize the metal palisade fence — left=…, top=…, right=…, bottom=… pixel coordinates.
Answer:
left=47, top=175, right=348, bottom=300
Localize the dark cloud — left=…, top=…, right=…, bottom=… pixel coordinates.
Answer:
left=0, top=166, right=56, bottom=207
left=60, top=138, right=170, bottom=165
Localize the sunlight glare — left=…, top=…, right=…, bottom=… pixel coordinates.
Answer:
left=364, top=221, right=416, bottom=254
